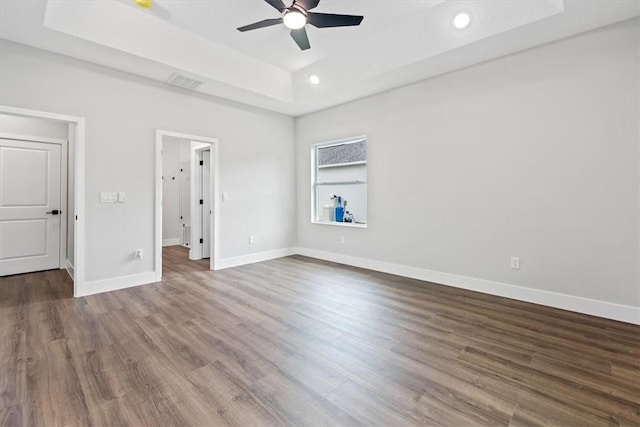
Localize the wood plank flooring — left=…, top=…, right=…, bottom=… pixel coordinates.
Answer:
left=1, top=245, right=639, bottom=426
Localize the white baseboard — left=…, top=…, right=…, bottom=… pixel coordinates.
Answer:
left=293, top=247, right=640, bottom=325
left=215, top=248, right=296, bottom=270
left=65, top=259, right=74, bottom=281
left=81, top=246, right=639, bottom=325
left=162, top=238, right=181, bottom=247
left=83, top=271, right=157, bottom=297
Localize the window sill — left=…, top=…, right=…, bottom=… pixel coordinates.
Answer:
left=311, top=220, right=368, bottom=229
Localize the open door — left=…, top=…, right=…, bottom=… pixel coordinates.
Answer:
left=199, top=149, right=211, bottom=259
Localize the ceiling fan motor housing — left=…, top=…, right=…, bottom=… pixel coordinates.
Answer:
left=288, top=4, right=308, bottom=15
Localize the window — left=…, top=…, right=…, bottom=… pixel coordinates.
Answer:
left=312, top=136, right=367, bottom=227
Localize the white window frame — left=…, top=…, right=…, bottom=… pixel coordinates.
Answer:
left=311, top=135, right=367, bottom=228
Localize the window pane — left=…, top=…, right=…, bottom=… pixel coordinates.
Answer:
left=317, top=183, right=367, bottom=224
left=317, top=140, right=366, bottom=167
left=317, top=163, right=366, bottom=184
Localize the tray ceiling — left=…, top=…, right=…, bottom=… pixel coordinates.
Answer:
left=0, top=0, right=638, bottom=116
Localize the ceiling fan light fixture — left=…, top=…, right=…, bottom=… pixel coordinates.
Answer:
left=283, top=10, right=307, bottom=29
left=453, top=12, right=471, bottom=29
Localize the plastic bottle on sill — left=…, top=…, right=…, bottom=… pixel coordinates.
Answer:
left=335, top=196, right=344, bottom=222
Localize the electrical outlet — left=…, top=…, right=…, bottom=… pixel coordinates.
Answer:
left=249, top=235, right=255, bottom=244
left=135, top=249, right=143, bottom=260
left=340, top=236, right=345, bottom=244
left=510, top=257, right=520, bottom=269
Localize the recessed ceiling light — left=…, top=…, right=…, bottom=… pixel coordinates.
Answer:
left=283, top=10, right=307, bottom=30
left=453, top=13, right=471, bottom=29
left=309, top=74, right=321, bottom=85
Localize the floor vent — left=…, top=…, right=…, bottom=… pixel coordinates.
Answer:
left=167, top=73, right=205, bottom=90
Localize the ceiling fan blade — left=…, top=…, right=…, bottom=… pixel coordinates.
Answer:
left=237, top=18, right=283, bottom=32
left=290, top=27, right=311, bottom=50
left=264, top=0, right=287, bottom=12
left=308, top=12, right=363, bottom=28
left=294, top=0, right=320, bottom=11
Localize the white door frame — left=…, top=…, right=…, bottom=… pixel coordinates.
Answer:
left=155, top=130, right=220, bottom=280
left=0, top=105, right=86, bottom=297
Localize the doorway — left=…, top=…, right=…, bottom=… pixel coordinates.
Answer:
left=155, top=130, right=219, bottom=281
left=0, top=105, right=86, bottom=297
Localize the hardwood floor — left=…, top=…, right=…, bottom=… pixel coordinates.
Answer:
left=1, top=245, right=639, bottom=426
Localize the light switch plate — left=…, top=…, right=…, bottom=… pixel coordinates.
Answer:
left=100, top=192, right=118, bottom=203
left=118, top=192, right=126, bottom=203
left=222, top=192, right=229, bottom=202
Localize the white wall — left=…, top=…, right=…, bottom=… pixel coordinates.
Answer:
left=0, top=114, right=68, bottom=140
left=0, top=39, right=296, bottom=283
left=162, top=138, right=181, bottom=245
left=161, top=137, right=192, bottom=246
left=296, top=20, right=640, bottom=309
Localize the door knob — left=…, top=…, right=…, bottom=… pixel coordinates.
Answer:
left=46, top=210, right=60, bottom=215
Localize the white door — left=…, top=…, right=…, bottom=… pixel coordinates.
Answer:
left=0, top=139, right=62, bottom=276
left=201, top=149, right=211, bottom=259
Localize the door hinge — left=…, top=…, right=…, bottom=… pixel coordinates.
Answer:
left=199, top=238, right=204, bottom=244
left=199, top=199, right=203, bottom=205
left=199, top=160, right=204, bottom=166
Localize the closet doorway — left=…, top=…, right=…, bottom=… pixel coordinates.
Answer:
left=0, top=105, right=86, bottom=297
left=155, top=130, right=219, bottom=281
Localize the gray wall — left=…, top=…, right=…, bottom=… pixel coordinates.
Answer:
left=0, top=39, right=296, bottom=282
left=296, top=20, right=640, bottom=307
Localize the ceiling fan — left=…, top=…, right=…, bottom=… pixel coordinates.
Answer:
left=237, top=0, right=364, bottom=51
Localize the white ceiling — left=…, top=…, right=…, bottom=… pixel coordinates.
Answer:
left=0, top=0, right=638, bottom=116
left=157, top=0, right=448, bottom=72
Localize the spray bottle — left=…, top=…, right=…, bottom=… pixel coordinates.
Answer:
left=335, top=196, right=344, bottom=222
